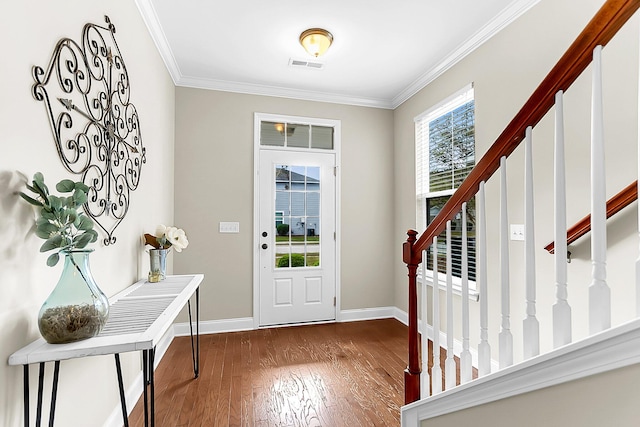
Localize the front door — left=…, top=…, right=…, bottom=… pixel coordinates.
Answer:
left=258, top=149, right=336, bottom=326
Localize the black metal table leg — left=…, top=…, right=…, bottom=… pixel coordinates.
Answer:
left=188, top=299, right=194, bottom=374
left=115, top=354, right=129, bottom=427
left=187, top=288, right=201, bottom=379
left=23, top=365, right=29, bottom=427
left=142, top=350, right=149, bottom=427
left=48, top=361, right=60, bottom=427
left=36, top=363, right=45, bottom=427
left=149, top=348, right=155, bottom=427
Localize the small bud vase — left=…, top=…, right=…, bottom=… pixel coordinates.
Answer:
left=38, top=249, right=110, bottom=344
left=148, top=248, right=169, bottom=282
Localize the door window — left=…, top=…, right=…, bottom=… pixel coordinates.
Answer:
left=274, top=165, right=320, bottom=268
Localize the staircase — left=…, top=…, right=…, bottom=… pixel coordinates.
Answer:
left=401, top=0, right=640, bottom=425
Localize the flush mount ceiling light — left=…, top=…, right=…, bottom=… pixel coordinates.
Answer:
left=299, top=28, right=333, bottom=57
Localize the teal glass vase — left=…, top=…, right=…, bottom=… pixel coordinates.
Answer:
left=37, top=249, right=110, bottom=344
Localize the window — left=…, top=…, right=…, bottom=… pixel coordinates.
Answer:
left=260, top=121, right=334, bottom=149
left=415, top=84, right=476, bottom=287
left=275, top=211, right=284, bottom=226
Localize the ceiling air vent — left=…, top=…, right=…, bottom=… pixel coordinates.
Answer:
left=289, top=58, right=324, bottom=70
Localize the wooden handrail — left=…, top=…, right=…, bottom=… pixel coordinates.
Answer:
left=403, top=0, right=640, bottom=404
left=405, top=0, right=640, bottom=265
left=545, top=181, right=638, bottom=254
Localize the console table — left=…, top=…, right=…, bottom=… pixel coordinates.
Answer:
left=9, top=274, right=203, bottom=427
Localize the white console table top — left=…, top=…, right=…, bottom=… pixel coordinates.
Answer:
left=9, top=274, right=203, bottom=365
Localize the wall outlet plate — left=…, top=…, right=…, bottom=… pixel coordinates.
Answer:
left=510, top=224, right=525, bottom=241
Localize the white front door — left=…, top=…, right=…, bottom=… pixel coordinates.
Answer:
left=258, top=149, right=336, bottom=326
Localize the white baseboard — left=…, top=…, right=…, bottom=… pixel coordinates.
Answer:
left=173, top=316, right=255, bottom=336
left=339, top=306, right=397, bottom=322
left=173, top=309, right=399, bottom=334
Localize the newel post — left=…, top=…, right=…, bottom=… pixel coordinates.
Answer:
left=404, top=229, right=421, bottom=404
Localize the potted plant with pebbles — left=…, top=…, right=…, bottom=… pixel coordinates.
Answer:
left=20, top=172, right=109, bottom=344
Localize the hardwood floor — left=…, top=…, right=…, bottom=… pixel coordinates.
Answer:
left=128, top=319, right=409, bottom=426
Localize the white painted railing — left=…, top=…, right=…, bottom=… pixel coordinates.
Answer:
left=403, top=8, right=640, bottom=422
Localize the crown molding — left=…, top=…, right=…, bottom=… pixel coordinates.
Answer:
left=134, top=0, right=182, bottom=84
left=177, top=75, right=394, bottom=109
left=391, top=0, right=541, bottom=109
left=135, top=0, right=540, bottom=111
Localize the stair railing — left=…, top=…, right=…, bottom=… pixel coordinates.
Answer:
left=403, top=0, right=640, bottom=404
left=544, top=180, right=638, bottom=255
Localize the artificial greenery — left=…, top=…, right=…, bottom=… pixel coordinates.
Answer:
left=19, top=172, right=98, bottom=266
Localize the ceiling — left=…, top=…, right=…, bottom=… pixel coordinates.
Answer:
left=136, top=0, right=540, bottom=109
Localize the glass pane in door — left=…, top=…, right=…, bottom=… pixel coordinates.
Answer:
left=274, top=165, right=321, bottom=268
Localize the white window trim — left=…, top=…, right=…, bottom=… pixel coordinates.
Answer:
left=415, top=83, right=478, bottom=297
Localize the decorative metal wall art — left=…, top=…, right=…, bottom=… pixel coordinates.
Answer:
left=32, top=16, right=146, bottom=245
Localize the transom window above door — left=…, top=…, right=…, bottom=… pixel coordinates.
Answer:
left=260, top=121, right=334, bottom=149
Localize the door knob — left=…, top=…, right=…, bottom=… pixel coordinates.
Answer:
left=261, top=243, right=268, bottom=250
left=262, top=231, right=268, bottom=237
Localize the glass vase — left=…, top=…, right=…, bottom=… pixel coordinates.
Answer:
left=148, top=248, right=168, bottom=283
left=38, top=249, right=110, bottom=344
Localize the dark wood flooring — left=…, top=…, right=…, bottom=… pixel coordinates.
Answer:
left=128, top=319, right=410, bottom=426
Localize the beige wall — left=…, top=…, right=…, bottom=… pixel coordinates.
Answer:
left=394, top=0, right=639, bottom=362
left=0, top=1, right=175, bottom=426
left=174, top=88, right=395, bottom=321
left=421, top=363, right=640, bottom=427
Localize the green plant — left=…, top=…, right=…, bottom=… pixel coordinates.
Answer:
left=19, top=172, right=98, bottom=266
left=276, top=223, right=289, bottom=236
left=277, top=253, right=305, bottom=267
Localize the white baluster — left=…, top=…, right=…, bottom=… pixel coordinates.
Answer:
left=499, top=156, right=513, bottom=368
left=421, top=250, right=431, bottom=399
left=460, top=202, right=473, bottom=383
left=445, top=221, right=456, bottom=390
left=477, top=181, right=491, bottom=376
left=523, top=126, right=540, bottom=359
left=590, top=45, right=611, bottom=334
left=553, top=90, right=572, bottom=347
left=431, top=237, right=443, bottom=394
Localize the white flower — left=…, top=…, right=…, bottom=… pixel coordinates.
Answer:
left=155, top=224, right=167, bottom=237
left=145, top=224, right=188, bottom=252
left=166, top=226, right=189, bottom=252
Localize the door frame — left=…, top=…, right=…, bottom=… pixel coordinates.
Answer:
left=253, top=112, right=341, bottom=329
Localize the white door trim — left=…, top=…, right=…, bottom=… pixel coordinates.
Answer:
left=253, top=112, right=341, bottom=329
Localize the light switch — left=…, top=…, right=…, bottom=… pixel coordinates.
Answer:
left=219, top=222, right=240, bottom=233
left=510, top=224, right=525, bottom=241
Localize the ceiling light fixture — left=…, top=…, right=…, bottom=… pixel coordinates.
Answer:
left=299, top=28, right=333, bottom=58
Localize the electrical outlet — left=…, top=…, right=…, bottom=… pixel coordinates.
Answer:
left=510, top=224, right=525, bottom=241
left=219, top=222, right=240, bottom=233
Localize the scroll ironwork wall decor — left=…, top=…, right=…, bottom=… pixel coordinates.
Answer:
left=32, top=15, right=146, bottom=245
